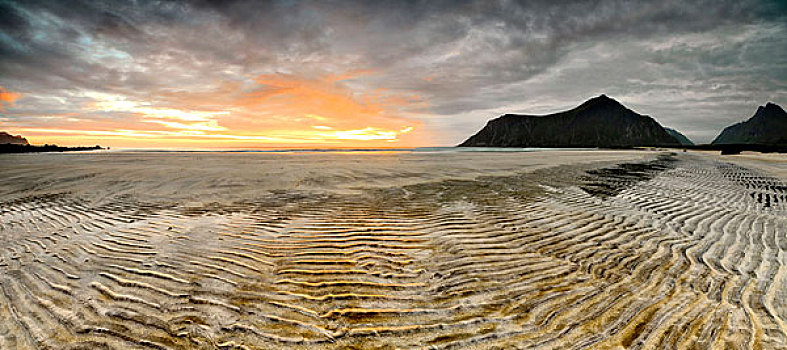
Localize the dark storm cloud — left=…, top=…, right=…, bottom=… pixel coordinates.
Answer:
left=0, top=0, right=785, bottom=145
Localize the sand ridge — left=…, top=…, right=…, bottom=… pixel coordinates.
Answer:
left=0, top=151, right=784, bottom=349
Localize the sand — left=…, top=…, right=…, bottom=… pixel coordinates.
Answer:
left=715, top=152, right=787, bottom=181
left=0, top=149, right=784, bottom=349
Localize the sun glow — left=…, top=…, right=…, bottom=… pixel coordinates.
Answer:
left=88, top=92, right=230, bottom=132
left=2, top=73, right=424, bottom=148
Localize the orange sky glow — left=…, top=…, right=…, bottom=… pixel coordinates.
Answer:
left=1, top=1, right=786, bottom=146
left=1, top=73, right=427, bottom=148
left=0, top=86, right=21, bottom=111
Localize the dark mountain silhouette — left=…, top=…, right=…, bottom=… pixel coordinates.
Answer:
left=664, top=128, right=694, bottom=146
left=459, top=95, right=681, bottom=147
left=711, top=103, right=787, bottom=145
left=0, top=131, right=104, bottom=153
left=0, top=144, right=104, bottom=153
left=0, top=131, right=28, bottom=145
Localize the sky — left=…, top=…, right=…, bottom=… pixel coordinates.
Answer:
left=0, top=0, right=785, bottom=148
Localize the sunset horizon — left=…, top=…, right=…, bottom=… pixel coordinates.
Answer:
left=1, top=1, right=786, bottom=349
left=2, top=1, right=785, bottom=148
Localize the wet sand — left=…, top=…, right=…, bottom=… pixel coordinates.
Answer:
left=0, top=150, right=784, bottom=349
left=713, top=152, right=787, bottom=181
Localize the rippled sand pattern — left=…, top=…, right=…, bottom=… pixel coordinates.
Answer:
left=0, top=153, right=785, bottom=349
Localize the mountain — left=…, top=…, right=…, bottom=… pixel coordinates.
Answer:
left=711, top=103, right=787, bottom=145
left=0, top=131, right=28, bottom=145
left=664, top=127, right=694, bottom=146
left=459, top=95, right=681, bottom=148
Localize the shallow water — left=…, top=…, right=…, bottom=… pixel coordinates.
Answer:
left=0, top=150, right=785, bottom=349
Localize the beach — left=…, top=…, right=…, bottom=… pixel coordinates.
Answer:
left=0, top=149, right=785, bottom=349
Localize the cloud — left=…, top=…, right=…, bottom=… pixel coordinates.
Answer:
left=237, top=72, right=416, bottom=129
left=85, top=91, right=230, bottom=132
left=4, top=71, right=422, bottom=147
left=0, top=0, right=784, bottom=146
left=0, top=86, right=21, bottom=111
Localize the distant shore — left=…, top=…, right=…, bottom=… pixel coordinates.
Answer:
left=597, top=144, right=787, bottom=154
left=669, top=143, right=787, bottom=154
left=0, top=143, right=105, bottom=154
